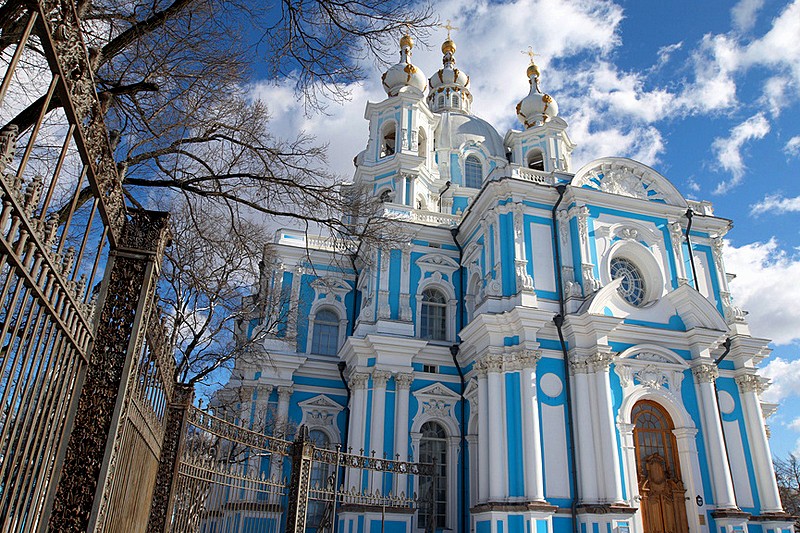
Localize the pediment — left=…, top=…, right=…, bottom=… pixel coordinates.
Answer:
left=413, top=382, right=461, bottom=401
left=572, top=157, right=687, bottom=208
left=415, top=253, right=460, bottom=275
left=665, top=284, right=727, bottom=332
left=298, top=394, right=344, bottom=412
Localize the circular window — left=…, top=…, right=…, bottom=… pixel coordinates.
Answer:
left=610, top=257, right=645, bottom=306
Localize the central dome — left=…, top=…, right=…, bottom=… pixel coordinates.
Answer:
left=435, top=112, right=505, bottom=158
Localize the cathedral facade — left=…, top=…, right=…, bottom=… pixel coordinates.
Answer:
left=220, top=34, right=794, bottom=533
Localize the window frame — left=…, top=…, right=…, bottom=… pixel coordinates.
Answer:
left=309, top=307, right=342, bottom=356
left=464, top=154, right=483, bottom=189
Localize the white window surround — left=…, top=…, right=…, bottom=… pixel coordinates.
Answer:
left=415, top=254, right=459, bottom=342
left=410, top=383, right=461, bottom=532
left=380, top=120, right=398, bottom=158
left=307, top=278, right=350, bottom=355
left=459, top=149, right=489, bottom=189
left=298, top=395, right=344, bottom=445
left=599, top=239, right=665, bottom=308
left=526, top=147, right=545, bottom=171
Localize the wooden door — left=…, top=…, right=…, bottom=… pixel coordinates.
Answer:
left=632, top=401, right=689, bottom=533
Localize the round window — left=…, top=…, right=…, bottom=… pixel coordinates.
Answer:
left=610, top=257, right=645, bottom=306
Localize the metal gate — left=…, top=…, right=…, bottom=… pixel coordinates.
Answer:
left=167, top=409, right=434, bottom=533
left=0, top=1, right=173, bottom=531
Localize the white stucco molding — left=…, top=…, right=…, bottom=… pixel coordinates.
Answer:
left=298, top=394, right=344, bottom=444
left=665, top=283, right=728, bottom=331
left=572, top=157, right=688, bottom=208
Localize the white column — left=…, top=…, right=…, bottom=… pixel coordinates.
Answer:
left=349, top=373, right=369, bottom=454
left=617, top=423, right=638, bottom=505
left=736, top=374, right=783, bottom=513
left=467, top=434, right=479, bottom=506
left=520, top=350, right=545, bottom=502
left=394, top=372, right=413, bottom=493
left=276, top=386, right=293, bottom=436
left=477, top=365, right=490, bottom=502
left=590, top=350, right=624, bottom=504
left=692, top=364, right=737, bottom=510
left=255, top=384, right=273, bottom=477
left=240, top=385, right=255, bottom=428
left=370, top=370, right=391, bottom=489
left=486, top=355, right=505, bottom=501
left=571, top=355, right=598, bottom=503
left=674, top=428, right=705, bottom=533
left=348, top=373, right=369, bottom=489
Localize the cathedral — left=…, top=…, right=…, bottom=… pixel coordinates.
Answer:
left=219, top=33, right=794, bottom=533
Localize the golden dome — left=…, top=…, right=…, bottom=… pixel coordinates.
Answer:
left=526, top=62, right=540, bottom=79
left=442, top=39, right=456, bottom=54
left=400, top=34, right=414, bottom=49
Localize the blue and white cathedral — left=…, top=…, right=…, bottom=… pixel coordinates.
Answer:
left=219, top=33, right=795, bottom=533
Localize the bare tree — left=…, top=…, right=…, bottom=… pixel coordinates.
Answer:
left=160, top=199, right=295, bottom=386
left=774, top=454, right=800, bottom=523
left=1, top=0, right=434, bottom=237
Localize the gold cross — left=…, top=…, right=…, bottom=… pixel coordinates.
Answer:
left=522, top=46, right=539, bottom=64
left=440, top=19, right=459, bottom=39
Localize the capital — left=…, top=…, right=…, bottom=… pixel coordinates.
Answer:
left=588, top=348, right=614, bottom=372
left=277, top=385, right=294, bottom=401
left=735, top=373, right=768, bottom=394
left=395, top=372, right=414, bottom=389
left=257, top=384, right=274, bottom=399
left=349, top=372, right=370, bottom=390
left=568, top=354, right=590, bottom=374
left=692, top=364, right=718, bottom=384
left=372, top=370, right=392, bottom=387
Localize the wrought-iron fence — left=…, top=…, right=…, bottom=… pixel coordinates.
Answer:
left=0, top=1, right=174, bottom=531
left=169, top=408, right=434, bottom=533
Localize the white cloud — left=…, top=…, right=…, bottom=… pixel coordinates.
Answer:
left=742, top=0, right=800, bottom=84
left=731, top=0, right=765, bottom=32
left=711, top=113, right=770, bottom=194
left=786, top=136, right=800, bottom=157
left=764, top=76, right=793, bottom=117
left=761, top=357, right=800, bottom=403
left=678, top=34, right=740, bottom=114
left=726, top=238, right=800, bottom=345
left=655, top=42, right=683, bottom=68
left=750, top=193, right=800, bottom=215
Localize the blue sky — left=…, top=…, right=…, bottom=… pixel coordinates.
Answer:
left=251, top=0, right=800, bottom=457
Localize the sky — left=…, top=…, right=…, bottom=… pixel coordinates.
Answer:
left=250, top=0, right=800, bottom=457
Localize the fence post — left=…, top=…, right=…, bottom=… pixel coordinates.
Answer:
left=47, top=209, right=170, bottom=531
left=286, top=426, right=314, bottom=533
left=147, top=384, right=195, bottom=532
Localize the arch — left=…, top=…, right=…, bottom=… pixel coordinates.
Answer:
left=527, top=148, right=545, bottom=171
left=420, top=288, right=448, bottom=341
left=419, top=421, right=448, bottom=531
left=308, top=305, right=345, bottom=356
left=572, top=157, right=688, bottom=208
left=617, top=344, right=689, bottom=369
left=464, top=154, right=483, bottom=188
left=380, top=121, right=397, bottom=158
left=619, top=387, right=695, bottom=439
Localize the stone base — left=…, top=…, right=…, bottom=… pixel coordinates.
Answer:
left=472, top=501, right=557, bottom=533
left=575, top=505, right=637, bottom=533
left=338, top=508, right=415, bottom=533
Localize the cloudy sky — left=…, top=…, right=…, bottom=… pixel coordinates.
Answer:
left=252, top=0, right=800, bottom=456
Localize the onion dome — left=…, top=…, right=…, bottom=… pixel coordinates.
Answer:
left=515, top=57, right=558, bottom=128
left=427, top=37, right=472, bottom=113
left=382, top=34, right=427, bottom=97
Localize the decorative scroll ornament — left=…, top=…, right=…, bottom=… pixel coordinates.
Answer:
left=349, top=372, right=369, bottom=390
left=395, top=372, right=414, bottom=389
left=372, top=370, right=392, bottom=387
left=574, top=161, right=670, bottom=203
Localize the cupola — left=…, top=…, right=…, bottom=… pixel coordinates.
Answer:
left=427, top=32, right=472, bottom=113
left=515, top=52, right=558, bottom=128
left=381, top=34, right=427, bottom=97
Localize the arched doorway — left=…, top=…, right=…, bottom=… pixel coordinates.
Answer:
left=632, top=400, right=689, bottom=533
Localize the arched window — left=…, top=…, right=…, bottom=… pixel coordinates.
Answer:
left=311, top=309, right=340, bottom=355
left=452, top=94, right=460, bottom=108
left=527, top=149, right=545, bottom=171
left=380, top=122, right=396, bottom=158
left=419, top=422, right=447, bottom=531
left=610, top=257, right=646, bottom=306
left=418, top=127, right=427, bottom=158
left=379, top=189, right=393, bottom=203
left=307, top=430, right=332, bottom=528
left=420, top=289, right=447, bottom=341
left=464, top=155, right=482, bottom=189
left=438, top=95, right=445, bottom=108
